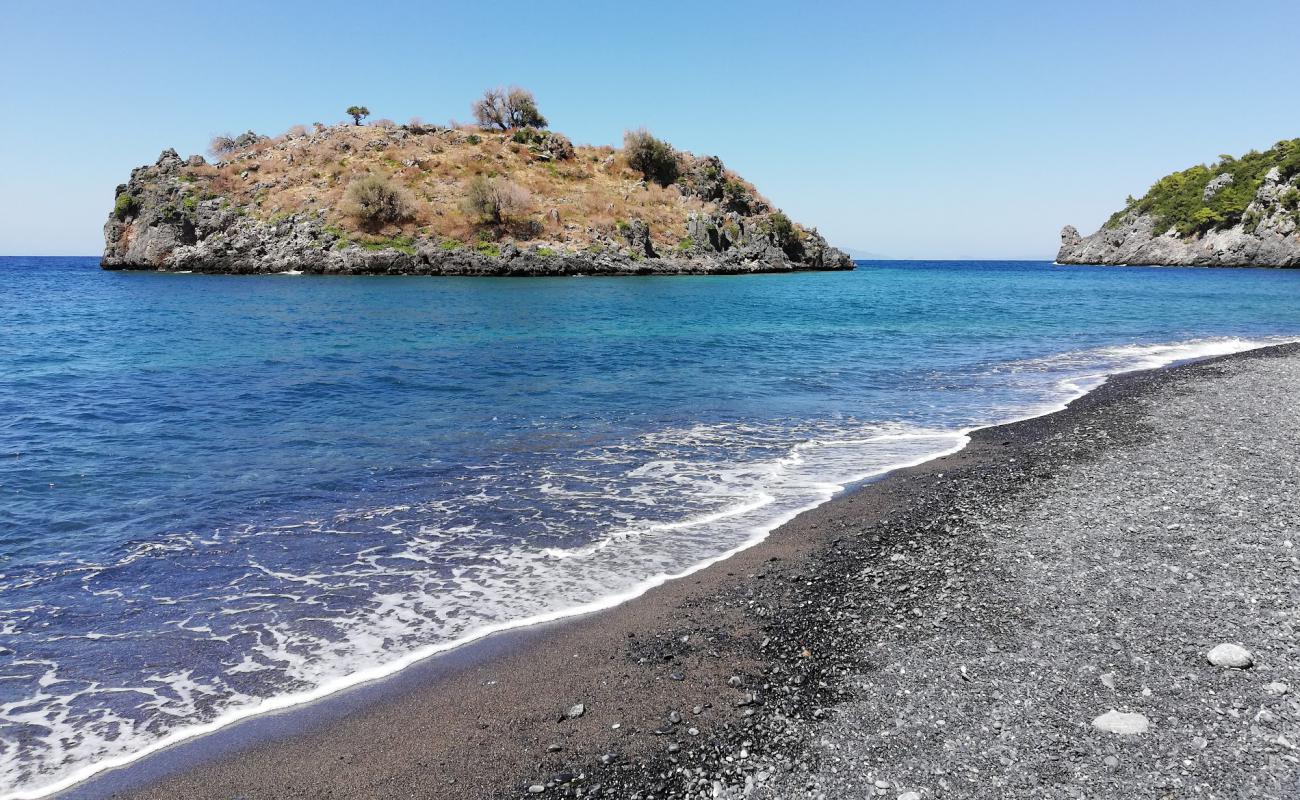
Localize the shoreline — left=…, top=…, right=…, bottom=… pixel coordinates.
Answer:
left=42, top=340, right=1298, bottom=800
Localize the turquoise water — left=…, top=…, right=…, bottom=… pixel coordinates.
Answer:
left=2, top=257, right=1299, bottom=796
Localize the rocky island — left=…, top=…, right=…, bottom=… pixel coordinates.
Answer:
left=1059, top=138, right=1300, bottom=267
left=102, top=91, right=851, bottom=276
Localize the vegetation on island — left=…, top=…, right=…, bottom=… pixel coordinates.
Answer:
left=472, top=87, right=547, bottom=131
left=346, top=106, right=370, bottom=126
left=160, top=86, right=815, bottom=259
left=624, top=129, right=679, bottom=187
left=1106, top=138, right=1300, bottom=236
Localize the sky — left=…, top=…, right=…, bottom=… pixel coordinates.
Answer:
left=2, top=0, right=1298, bottom=259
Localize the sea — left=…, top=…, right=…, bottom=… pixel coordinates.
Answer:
left=2, top=256, right=1299, bottom=797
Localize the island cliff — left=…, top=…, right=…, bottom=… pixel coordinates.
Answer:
left=102, top=119, right=851, bottom=276
left=1058, top=138, right=1300, bottom=268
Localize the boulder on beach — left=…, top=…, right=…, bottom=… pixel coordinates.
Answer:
left=1206, top=643, right=1253, bottom=669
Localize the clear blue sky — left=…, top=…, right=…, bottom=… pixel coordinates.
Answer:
left=3, top=0, right=1297, bottom=259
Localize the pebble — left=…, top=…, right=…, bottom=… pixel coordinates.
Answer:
left=527, top=785, right=545, bottom=794
left=563, top=703, right=585, bottom=720
left=1103, top=755, right=1120, bottom=768
left=1206, top=643, right=1253, bottom=669
left=1267, top=681, right=1290, bottom=696
left=1091, top=710, right=1149, bottom=735
left=546, top=743, right=563, bottom=753
left=1191, top=736, right=1208, bottom=750
left=668, top=711, right=682, bottom=724
left=727, top=675, right=743, bottom=687
left=898, top=793, right=921, bottom=800
left=669, top=671, right=685, bottom=681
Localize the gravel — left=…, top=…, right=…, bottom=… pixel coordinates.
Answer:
left=745, top=345, right=1300, bottom=799
left=522, top=345, right=1300, bottom=799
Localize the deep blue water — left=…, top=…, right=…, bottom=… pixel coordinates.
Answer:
left=2, top=256, right=1299, bottom=795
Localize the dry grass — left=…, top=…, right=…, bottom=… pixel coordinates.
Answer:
left=183, top=124, right=772, bottom=251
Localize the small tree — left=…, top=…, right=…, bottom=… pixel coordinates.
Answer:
left=462, top=176, right=533, bottom=224
left=208, top=135, right=237, bottom=157
left=624, top=129, right=679, bottom=187
left=346, top=106, right=370, bottom=126
left=341, top=174, right=416, bottom=229
left=207, top=131, right=266, bottom=158
left=472, top=86, right=548, bottom=130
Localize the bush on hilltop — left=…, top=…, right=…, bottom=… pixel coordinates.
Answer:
left=472, top=87, right=548, bottom=130
left=624, top=129, right=679, bottom=187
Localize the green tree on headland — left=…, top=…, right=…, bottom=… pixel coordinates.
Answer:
left=346, top=106, right=370, bottom=126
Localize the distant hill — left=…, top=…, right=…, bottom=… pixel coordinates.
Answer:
left=102, top=112, right=852, bottom=276
left=1059, top=139, right=1300, bottom=267
left=841, top=247, right=891, bottom=261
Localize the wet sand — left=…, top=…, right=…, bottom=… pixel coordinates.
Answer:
left=69, top=343, right=1300, bottom=800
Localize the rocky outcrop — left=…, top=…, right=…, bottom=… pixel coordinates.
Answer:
left=102, top=135, right=853, bottom=276
left=1058, top=166, right=1300, bottom=268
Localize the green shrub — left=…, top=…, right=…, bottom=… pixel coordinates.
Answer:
left=359, top=234, right=416, bottom=255
left=474, top=240, right=501, bottom=257
left=182, top=195, right=199, bottom=213
left=466, top=133, right=481, bottom=145
left=341, top=174, right=417, bottom=229
left=764, top=211, right=797, bottom=249
left=112, top=193, right=138, bottom=220
left=440, top=239, right=462, bottom=251
left=512, top=127, right=542, bottom=144
left=623, top=129, right=679, bottom=187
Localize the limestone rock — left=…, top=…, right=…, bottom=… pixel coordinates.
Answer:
left=1203, top=172, right=1235, bottom=201
left=1206, top=643, right=1253, bottom=669
left=621, top=218, right=657, bottom=258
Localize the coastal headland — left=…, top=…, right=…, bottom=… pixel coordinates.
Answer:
left=67, top=344, right=1300, bottom=799
left=1058, top=138, right=1300, bottom=267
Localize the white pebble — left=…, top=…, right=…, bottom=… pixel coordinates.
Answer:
left=1091, top=710, right=1149, bottom=735
left=1206, top=643, right=1253, bottom=669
